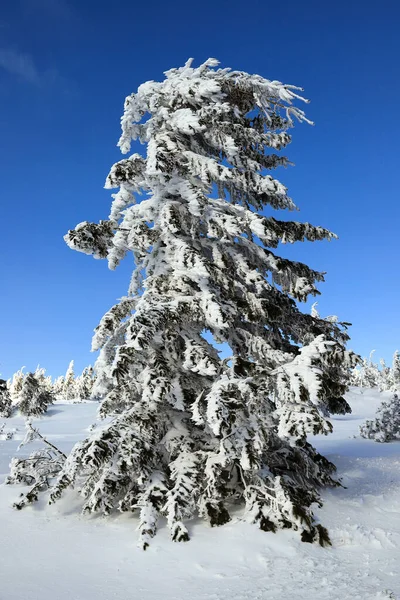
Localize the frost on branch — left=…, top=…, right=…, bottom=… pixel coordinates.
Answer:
left=360, top=393, right=400, bottom=443
left=17, top=58, right=358, bottom=546
left=64, top=220, right=116, bottom=260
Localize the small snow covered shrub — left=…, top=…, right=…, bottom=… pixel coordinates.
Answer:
left=0, top=422, right=15, bottom=440
left=360, top=394, right=400, bottom=443
left=17, top=372, right=54, bottom=417
left=0, top=378, right=12, bottom=418
left=6, top=423, right=66, bottom=509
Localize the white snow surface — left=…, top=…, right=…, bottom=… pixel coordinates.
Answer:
left=0, top=388, right=399, bottom=600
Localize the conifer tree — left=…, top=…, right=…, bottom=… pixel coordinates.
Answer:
left=361, top=351, right=380, bottom=389
left=23, top=59, right=356, bottom=546
left=63, top=360, right=76, bottom=401
left=360, top=393, right=400, bottom=442
left=390, top=351, right=400, bottom=392
left=378, top=358, right=391, bottom=392
left=0, top=379, right=12, bottom=418
left=33, top=366, right=53, bottom=394
left=9, top=367, right=25, bottom=405
left=349, top=351, right=400, bottom=393
left=17, top=372, right=54, bottom=417
left=53, top=375, right=65, bottom=399
left=349, top=366, right=362, bottom=388
left=75, top=366, right=95, bottom=401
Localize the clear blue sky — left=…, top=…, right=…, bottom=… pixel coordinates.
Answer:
left=0, top=0, right=399, bottom=379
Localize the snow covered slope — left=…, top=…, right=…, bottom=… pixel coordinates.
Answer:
left=0, top=389, right=399, bottom=600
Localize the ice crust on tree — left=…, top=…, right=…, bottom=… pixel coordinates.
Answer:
left=28, top=58, right=357, bottom=546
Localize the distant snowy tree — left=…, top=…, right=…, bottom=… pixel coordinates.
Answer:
left=17, top=373, right=54, bottom=417
left=75, top=366, right=95, bottom=401
left=390, top=350, right=400, bottom=392
left=0, top=379, right=12, bottom=418
left=349, top=366, right=362, bottom=387
left=360, top=393, right=400, bottom=443
left=33, top=366, right=53, bottom=393
left=18, top=59, right=357, bottom=547
left=358, top=351, right=380, bottom=389
left=62, top=360, right=76, bottom=401
left=378, top=358, right=391, bottom=392
left=350, top=351, right=400, bottom=393
left=44, top=375, right=53, bottom=393
left=53, top=375, right=65, bottom=399
left=8, top=367, right=25, bottom=405
left=33, top=366, right=46, bottom=386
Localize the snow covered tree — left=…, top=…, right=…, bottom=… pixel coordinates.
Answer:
left=75, top=366, right=95, bottom=401
left=363, top=351, right=380, bottom=388
left=389, top=350, right=400, bottom=392
left=53, top=375, right=65, bottom=399
left=360, top=393, right=400, bottom=442
left=17, top=372, right=54, bottom=417
left=21, top=59, right=357, bottom=546
left=355, top=351, right=380, bottom=390
left=349, top=351, right=400, bottom=393
left=62, top=360, right=76, bottom=401
left=377, top=358, right=391, bottom=392
left=33, top=366, right=53, bottom=394
left=34, top=366, right=46, bottom=386
left=0, top=379, right=12, bottom=418
left=8, top=367, right=25, bottom=405
left=349, top=366, right=362, bottom=387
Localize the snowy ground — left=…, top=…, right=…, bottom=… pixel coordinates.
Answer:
left=0, top=388, right=399, bottom=600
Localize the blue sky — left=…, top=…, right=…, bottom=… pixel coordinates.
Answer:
left=0, top=0, right=399, bottom=379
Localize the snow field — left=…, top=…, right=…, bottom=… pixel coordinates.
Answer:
left=0, top=389, right=399, bottom=600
